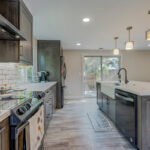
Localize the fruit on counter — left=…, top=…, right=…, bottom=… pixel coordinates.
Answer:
left=37, top=136, right=40, bottom=141
left=37, top=117, right=40, bottom=123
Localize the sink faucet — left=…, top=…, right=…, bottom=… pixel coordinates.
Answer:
left=118, top=68, right=129, bottom=84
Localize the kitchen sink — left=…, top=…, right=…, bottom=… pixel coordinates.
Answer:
left=101, top=82, right=121, bottom=99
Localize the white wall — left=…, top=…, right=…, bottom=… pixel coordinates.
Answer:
left=63, top=50, right=150, bottom=99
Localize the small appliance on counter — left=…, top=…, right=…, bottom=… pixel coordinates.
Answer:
left=38, top=71, right=49, bottom=82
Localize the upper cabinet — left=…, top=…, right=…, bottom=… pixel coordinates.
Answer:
left=19, top=0, right=33, bottom=64
left=0, top=0, right=33, bottom=65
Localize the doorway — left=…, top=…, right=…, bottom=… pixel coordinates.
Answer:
left=83, top=56, right=120, bottom=97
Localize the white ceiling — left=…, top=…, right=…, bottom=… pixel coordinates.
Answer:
left=24, top=0, right=150, bottom=50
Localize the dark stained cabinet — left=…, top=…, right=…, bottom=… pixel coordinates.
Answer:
left=0, top=0, right=33, bottom=64
left=38, top=40, right=63, bottom=108
left=19, top=0, right=33, bottom=64
left=0, top=117, right=10, bottom=150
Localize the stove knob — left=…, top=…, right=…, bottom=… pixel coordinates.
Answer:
left=25, top=103, right=32, bottom=110
left=17, top=107, right=25, bottom=115
left=26, top=103, right=32, bottom=109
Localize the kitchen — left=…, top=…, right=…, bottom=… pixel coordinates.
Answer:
left=0, top=0, right=150, bottom=150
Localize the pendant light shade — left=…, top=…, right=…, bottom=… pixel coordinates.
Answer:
left=146, top=29, right=150, bottom=41
left=125, top=26, right=134, bottom=50
left=113, top=48, right=120, bottom=55
left=125, top=41, right=134, bottom=50
left=146, top=11, right=150, bottom=41
left=113, top=37, right=120, bottom=55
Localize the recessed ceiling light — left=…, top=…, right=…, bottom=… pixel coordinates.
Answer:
left=76, top=43, right=81, bottom=46
left=82, top=18, right=90, bottom=23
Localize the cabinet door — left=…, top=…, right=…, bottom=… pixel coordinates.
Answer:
left=97, top=83, right=103, bottom=109
left=0, top=118, right=9, bottom=150
left=107, top=98, right=116, bottom=123
left=102, top=94, right=108, bottom=114
left=19, top=0, right=33, bottom=64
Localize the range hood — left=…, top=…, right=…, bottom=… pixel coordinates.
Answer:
left=0, top=14, right=26, bottom=40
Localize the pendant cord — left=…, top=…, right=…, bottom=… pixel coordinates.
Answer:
left=128, top=29, right=130, bottom=42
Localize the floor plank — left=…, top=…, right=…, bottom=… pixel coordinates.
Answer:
left=43, top=99, right=136, bottom=150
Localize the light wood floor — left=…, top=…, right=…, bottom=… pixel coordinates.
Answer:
left=43, top=99, right=136, bottom=150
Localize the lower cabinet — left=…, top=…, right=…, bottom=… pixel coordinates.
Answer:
left=0, top=117, right=10, bottom=150
left=107, top=98, right=116, bottom=122
left=102, top=94, right=108, bottom=114
left=96, top=84, right=116, bottom=123
left=97, top=82, right=103, bottom=109
left=43, top=85, right=56, bottom=131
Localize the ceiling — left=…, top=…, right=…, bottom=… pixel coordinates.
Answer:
left=24, top=0, right=150, bottom=50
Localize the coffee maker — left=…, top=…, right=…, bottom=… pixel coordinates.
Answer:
left=38, top=71, right=49, bottom=82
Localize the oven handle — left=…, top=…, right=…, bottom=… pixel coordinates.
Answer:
left=115, top=93, right=134, bottom=103
left=16, top=121, right=29, bottom=134
left=16, top=121, right=30, bottom=150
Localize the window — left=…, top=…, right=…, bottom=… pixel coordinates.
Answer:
left=17, top=65, right=33, bottom=83
left=83, top=56, right=120, bottom=97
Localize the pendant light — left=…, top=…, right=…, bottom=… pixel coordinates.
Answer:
left=125, top=26, right=134, bottom=50
left=113, top=37, right=120, bottom=55
left=146, top=10, right=150, bottom=41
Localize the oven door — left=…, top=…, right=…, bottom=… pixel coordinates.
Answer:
left=16, top=122, right=30, bottom=150
left=115, top=89, right=137, bottom=147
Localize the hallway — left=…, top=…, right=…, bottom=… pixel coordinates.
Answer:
left=43, top=99, right=135, bottom=150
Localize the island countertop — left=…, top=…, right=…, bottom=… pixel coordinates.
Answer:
left=97, top=80, right=150, bottom=97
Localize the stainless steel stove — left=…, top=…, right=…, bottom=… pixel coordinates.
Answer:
left=9, top=91, right=44, bottom=150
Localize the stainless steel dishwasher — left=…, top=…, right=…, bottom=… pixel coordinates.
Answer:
left=115, top=89, right=138, bottom=148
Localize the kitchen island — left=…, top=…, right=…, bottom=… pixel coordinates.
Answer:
left=97, top=81, right=150, bottom=150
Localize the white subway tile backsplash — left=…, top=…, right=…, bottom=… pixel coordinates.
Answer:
left=0, top=63, right=20, bottom=87
left=0, top=75, right=5, bottom=80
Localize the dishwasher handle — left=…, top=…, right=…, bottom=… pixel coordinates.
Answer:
left=115, top=93, right=134, bottom=103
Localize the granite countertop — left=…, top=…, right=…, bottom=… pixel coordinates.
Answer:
left=14, top=81, right=57, bottom=92
left=0, top=82, right=57, bottom=122
left=0, top=98, right=27, bottom=122
left=98, top=80, right=150, bottom=97
left=116, top=81, right=150, bottom=96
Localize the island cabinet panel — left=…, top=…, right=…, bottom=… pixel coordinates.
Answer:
left=96, top=82, right=103, bottom=109
left=96, top=84, right=116, bottom=123
left=140, top=96, right=150, bottom=150
left=107, top=98, right=116, bottom=123
left=0, top=117, right=10, bottom=150
left=102, top=94, right=108, bottom=114
left=0, top=0, right=33, bottom=65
